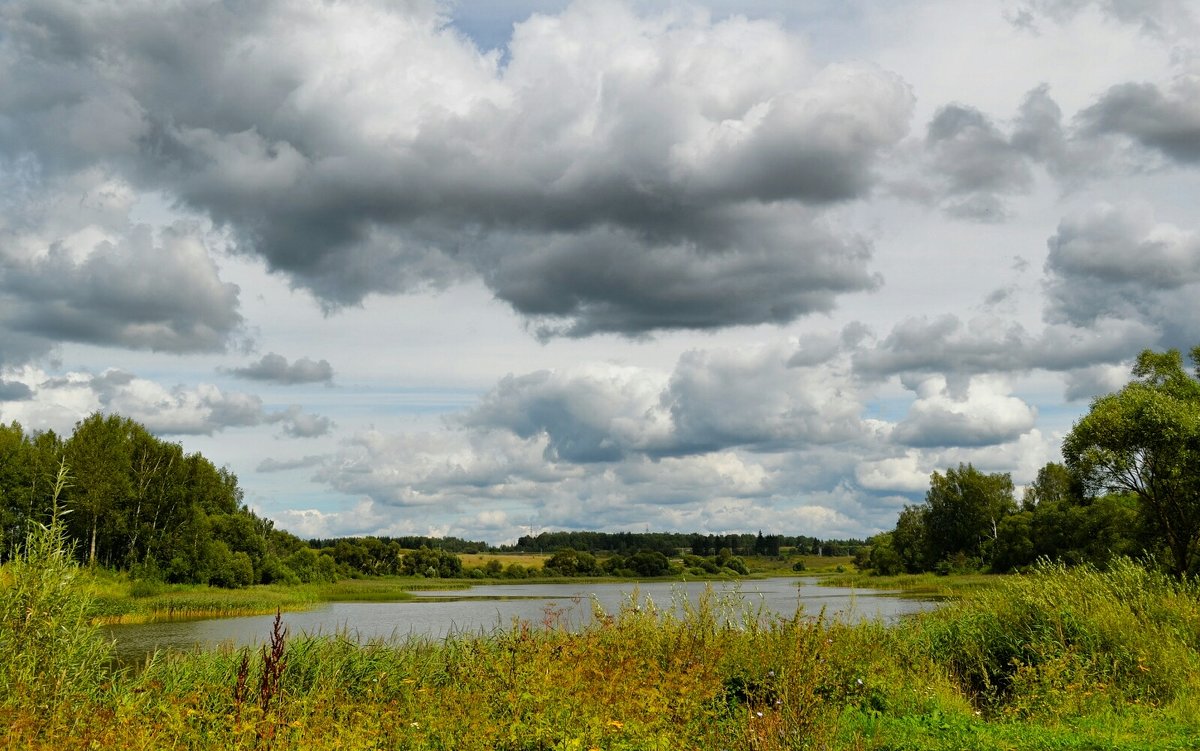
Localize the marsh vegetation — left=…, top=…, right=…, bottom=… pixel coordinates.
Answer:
left=5, top=512, right=1200, bottom=750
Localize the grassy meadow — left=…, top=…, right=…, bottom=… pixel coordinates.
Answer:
left=5, top=520, right=1200, bottom=749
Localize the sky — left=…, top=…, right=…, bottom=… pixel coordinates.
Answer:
left=1, top=0, right=1198, bottom=544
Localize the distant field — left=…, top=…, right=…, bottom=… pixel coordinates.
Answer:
left=458, top=552, right=551, bottom=568
left=774, top=554, right=856, bottom=574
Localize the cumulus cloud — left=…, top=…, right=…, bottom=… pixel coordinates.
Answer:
left=900, top=86, right=1105, bottom=219
left=316, top=429, right=568, bottom=507
left=852, top=311, right=1160, bottom=387
left=891, top=375, right=1038, bottom=448
left=0, top=0, right=913, bottom=336
left=462, top=364, right=669, bottom=462
left=663, top=344, right=865, bottom=453
left=1081, top=78, right=1200, bottom=164
left=855, top=452, right=932, bottom=493
left=5, top=368, right=333, bottom=437
left=310, top=421, right=885, bottom=541
left=463, top=344, right=866, bottom=460
left=1044, top=203, right=1200, bottom=348
left=0, top=220, right=241, bottom=362
left=270, top=407, right=335, bottom=438
left=924, top=103, right=1034, bottom=219
left=226, top=353, right=334, bottom=385
left=1063, top=363, right=1133, bottom=401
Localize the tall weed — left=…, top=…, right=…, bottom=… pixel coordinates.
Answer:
left=0, top=462, right=113, bottom=714
left=912, top=558, right=1200, bottom=717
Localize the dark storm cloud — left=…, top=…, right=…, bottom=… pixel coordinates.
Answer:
left=226, top=353, right=334, bottom=385
left=1081, top=80, right=1200, bottom=164
left=0, top=0, right=913, bottom=337
left=0, top=380, right=33, bottom=401
left=0, top=223, right=241, bottom=356
left=483, top=215, right=880, bottom=338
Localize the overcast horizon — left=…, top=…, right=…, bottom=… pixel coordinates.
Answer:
left=1, top=0, right=1198, bottom=544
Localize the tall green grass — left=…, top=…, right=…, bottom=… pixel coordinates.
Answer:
left=4, top=513, right=1200, bottom=751
left=0, top=464, right=113, bottom=717
left=913, top=558, right=1200, bottom=718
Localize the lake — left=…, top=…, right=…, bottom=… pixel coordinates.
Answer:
left=103, top=577, right=936, bottom=664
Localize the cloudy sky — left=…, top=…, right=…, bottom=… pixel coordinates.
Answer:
left=1, top=0, right=1198, bottom=544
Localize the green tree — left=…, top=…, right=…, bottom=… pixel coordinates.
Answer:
left=924, top=464, right=1016, bottom=568
left=64, top=414, right=135, bottom=566
left=1063, top=346, right=1200, bottom=576
left=625, top=550, right=670, bottom=577
left=865, top=533, right=905, bottom=575
left=891, top=505, right=931, bottom=573
left=544, top=548, right=600, bottom=576
left=400, top=546, right=462, bottom=578
left=1022, top=462, right=1078, bottom=511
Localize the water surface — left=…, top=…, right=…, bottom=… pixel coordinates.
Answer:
left=104, top=577, right=935, bottom=664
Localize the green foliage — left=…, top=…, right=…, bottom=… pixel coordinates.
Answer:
left=925, top=464, right=1016, bottom=567
left=543, top=548, right=601, bottom=576
left=914, top=558, right=1200, bottom=716
left=400, top=546, right=463, bottom=578
left=874, top=458, right=1146, bottom=576
left=1064, top=346, right=1200, bottom=576
left=0, top=463, right=113, bottom=712
left=6, top=549, right=1200, bottom=749
left=0, top=413, right=312, bottom=587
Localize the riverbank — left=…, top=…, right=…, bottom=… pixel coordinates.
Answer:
left=82, top=553, right=860, bottom=625
left=6, top=558, right=1200, bottom=750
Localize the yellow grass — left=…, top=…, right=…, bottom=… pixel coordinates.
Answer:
left=458, top=552, right=551, bottom=568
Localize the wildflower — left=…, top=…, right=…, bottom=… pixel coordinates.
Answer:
left=755, top=711, right=764, bottom=718
left=856, top=678, right=864, bottom=687
left=608, top=720, right=624, bottom=730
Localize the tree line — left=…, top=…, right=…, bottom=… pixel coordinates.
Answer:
left=0, top=413, right=311, bottom=586
left=861, top=346, right=1200, bottom=577
left=1, top=412, right=864, bottom=587
left=506, top=530, right=863, bottom=557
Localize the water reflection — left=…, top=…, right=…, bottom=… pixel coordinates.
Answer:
left=103, top=577, right=936, bottom=664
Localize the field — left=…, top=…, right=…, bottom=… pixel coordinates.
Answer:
left=459, top=552, right=553, bottom=569
left=5, top=522, right=1200, bottom=749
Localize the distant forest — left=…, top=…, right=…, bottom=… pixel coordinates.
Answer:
left=0, top=413, right=858, bottom=587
